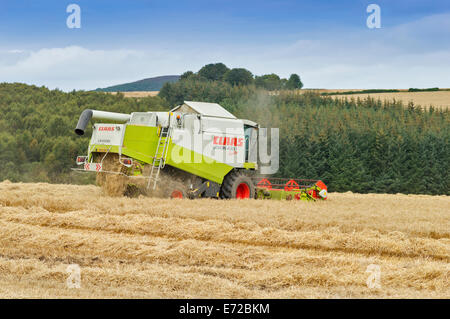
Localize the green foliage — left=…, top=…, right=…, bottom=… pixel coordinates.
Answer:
left=323, top=88, right=445, bottom=96
left=1, top=82, right=448, bottom=195
left=286, top=74, right=303, bottom=89
left=180, top=71, right=195, bottom=80
left=159, top=82, right=449, bottom=195
left=255, top=74, right=282, bottom=90
left=159, top=77, right=257, bottom=106
left=0, top=83, right=169, bottom=184
left=322, top=89, right=401, bottom=96
left=198, top=63, right=230, bottom=81
left=408, top=87, right=439, bottom=92
left=223, top=68, right=254, bottom=86
left=252, top=73, right=302, bottom=90
left=169, top=63, right=303, bottom=92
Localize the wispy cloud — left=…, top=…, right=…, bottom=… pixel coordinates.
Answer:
left=7, top=49, right=25, bottom=54
left=0, top=13, right=449, bottom=90
left=0, top=46, right=171, bottom=90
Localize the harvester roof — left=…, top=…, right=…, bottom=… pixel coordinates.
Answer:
left=171, top=101, right=237, bottom=119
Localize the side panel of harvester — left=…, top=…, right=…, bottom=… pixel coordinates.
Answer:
left=167, top=115, right=248, bottom=183
left=88, top=120, right=242, bottom=184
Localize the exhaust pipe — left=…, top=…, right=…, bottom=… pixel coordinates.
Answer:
left=74, top=109, right=131, bottom=135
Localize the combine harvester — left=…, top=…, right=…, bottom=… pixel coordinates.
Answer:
left=73, top=101, right=327, bottom=200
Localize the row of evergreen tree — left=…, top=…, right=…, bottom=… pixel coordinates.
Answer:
left=0, top=83, right=169, bottom=183
left=161, top=80, right=448, bottom=195
left=0, top=82, right=448, bottom=194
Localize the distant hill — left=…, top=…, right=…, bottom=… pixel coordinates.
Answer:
left=95, top=75, right=180, bottom=92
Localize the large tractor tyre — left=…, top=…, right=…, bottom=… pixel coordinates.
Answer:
left=163, top=181, right=188, bottom=199
left=220, top=171, right=255, bottom=199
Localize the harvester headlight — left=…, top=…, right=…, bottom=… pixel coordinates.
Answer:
left=319, top=189, right=328, bottom=198
left=122, top=158, right=133, bottom=167
left=76, top=156, right=87, bottom=165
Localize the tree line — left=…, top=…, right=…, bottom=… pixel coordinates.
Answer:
left=174, top=63, right=303, bottom=90
left=0, top=80, right=448, bottom=195
left=0, top=83, right=169, bottom=184
left=161, top=78, right=448, bottom=195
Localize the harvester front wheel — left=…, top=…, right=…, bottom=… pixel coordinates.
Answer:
left=220, top=170, right=255, bottom=199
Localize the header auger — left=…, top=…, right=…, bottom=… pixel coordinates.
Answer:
left=73, top=101, right=327, bottom=200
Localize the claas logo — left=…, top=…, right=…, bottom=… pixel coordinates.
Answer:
left=213, top=136, right=244, bottom=147
left=98, top=126, right=115, bottom=131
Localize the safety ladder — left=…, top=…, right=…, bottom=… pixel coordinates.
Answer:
left=147, top=123, right=172, bottom=190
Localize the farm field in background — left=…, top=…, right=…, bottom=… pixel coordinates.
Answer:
left=110, top=89, right=450, bottom=109
left=0, top=181, right=448, bottom=298
left=333, top=91, right=450, bottom=109
left=109, top=91, right=160, bottom=98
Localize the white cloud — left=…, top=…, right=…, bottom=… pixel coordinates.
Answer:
left=0, top=13, right=449, bottom=90
left=0, top=46, right=155, bottom=90
left=7, top=49, right=24, bottom=54
left=239, top=13, right=450, bottom=88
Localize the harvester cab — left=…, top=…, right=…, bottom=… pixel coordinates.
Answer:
left=73, top=101, right=327, bottom=200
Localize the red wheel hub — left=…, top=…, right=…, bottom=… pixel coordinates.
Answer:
left=236, top=183, right=250, bottom=199
left=171, top=190, right=183, bottom=199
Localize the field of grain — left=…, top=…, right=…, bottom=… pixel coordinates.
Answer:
left=0, top=181, right=448, bottom=298
left=108, top=90, right=450, bottom=109
left=334, top=91, right=450, bottom=109
left=109, top=91, right=159, bottom=98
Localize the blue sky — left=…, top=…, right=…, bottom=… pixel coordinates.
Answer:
left=0, top=0, right=449, bottom=90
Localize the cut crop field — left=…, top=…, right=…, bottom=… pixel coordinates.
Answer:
left=299, top=89, right=450, bottom=109
left=109, top=90, right=450, bottom=109
left=334, top=91, right=450, bottom=109
left=0, top=181, right=448, bottom=298
left=109, top=91, right=159, bottom=98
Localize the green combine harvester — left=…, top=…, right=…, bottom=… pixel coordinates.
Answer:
left=73, top=101, right=327, bottom=200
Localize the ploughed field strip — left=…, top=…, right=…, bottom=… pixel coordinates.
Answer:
left=0, top=181, right=448, bottom=298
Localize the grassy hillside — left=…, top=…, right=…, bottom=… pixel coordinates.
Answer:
left=95, top=75, right=180, bottom=92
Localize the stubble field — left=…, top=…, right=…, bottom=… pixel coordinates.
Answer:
left=111, top=90, right=450, bottom=109
left=0, top=181, right=448, bottom=298
left=333, top=91, right=450, bottom=109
